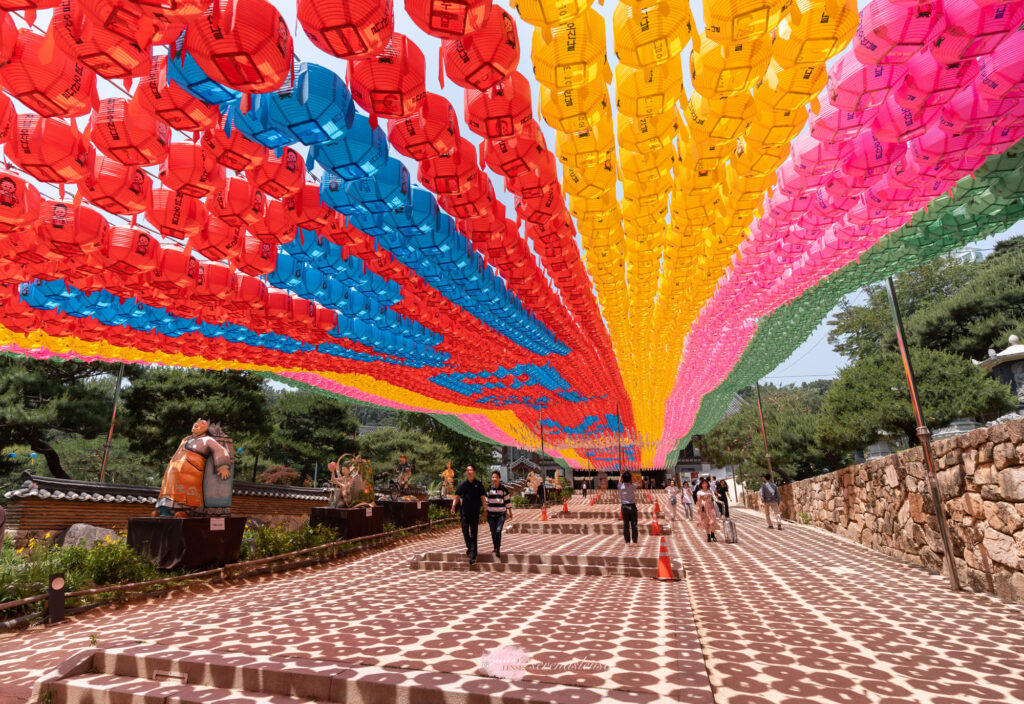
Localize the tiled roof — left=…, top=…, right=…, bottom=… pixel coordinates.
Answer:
left=3, top=473, right=331, bottom=504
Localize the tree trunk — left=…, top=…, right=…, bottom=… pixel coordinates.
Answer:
left=29, top=436, right=71, bottom=480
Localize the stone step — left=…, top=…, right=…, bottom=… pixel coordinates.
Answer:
left=418, top=550, right=660, bottom=567
left=506, top=521, right=671, bottom=535
left=550, top=510, right=661, bottom=520
left=409, top=559, right=661, bottom=578
left=35, top=643, right=628, bottom=704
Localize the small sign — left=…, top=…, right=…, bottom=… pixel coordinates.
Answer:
left=365, top=508, right=372, bottom=518
left=209, top=517, right=225, bottom=531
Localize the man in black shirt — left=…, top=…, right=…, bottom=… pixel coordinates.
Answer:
left=451, top=464, right=486, bottom=564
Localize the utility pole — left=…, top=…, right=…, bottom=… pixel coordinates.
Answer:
left=885, top=277, right=961, bottom=592
left=754, top=381, right=774, bottom=483
left=98, top=362, right=125, bottom=483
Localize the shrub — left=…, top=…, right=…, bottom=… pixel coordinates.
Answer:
left=511, top=496, right=530, bottom=508
left=256, top=465, right=301, bottom=485
left=238, top=522, right=339, bottom=561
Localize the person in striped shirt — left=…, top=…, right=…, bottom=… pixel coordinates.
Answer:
left=485, top=470, right=513, bottom=559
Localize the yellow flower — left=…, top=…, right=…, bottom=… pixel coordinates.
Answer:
left=15, top=548, right=23, bottom=554
left=44, top=533, right=51, bottom=539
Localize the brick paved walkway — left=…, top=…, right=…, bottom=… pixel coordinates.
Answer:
left=1, top=495, right=1022, bottom=704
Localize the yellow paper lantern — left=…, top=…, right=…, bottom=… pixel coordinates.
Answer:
left=743, top=106, right=808, bottom=145
left=731, top=133, right=790, bottom=175
left=677, top=137, right=728, bottom=172
left=555, top=116, right=616, bottom=167
left=752, top=59, right=827, bottom=112
left=509, top=0, right=593, bottom=27
left=619, top=147, right=675, bottom=183
left=703, top=0, right=789, bottom=43
left=616, top=110, right=679, bottom=153
left=612, top=1, right=693, bottom=68
left=690, top=34, right=772, bottom=97
left=540, top=80, right=611, bottom=134
left=683, top=91, right=754, bottom=145
left=614, top=61, right=684, bottom=117
left=532, top=10, right=611, bottom=90
left=772, top=0, right=858, bottom=67
left=563, top=158, right=618, bottom=198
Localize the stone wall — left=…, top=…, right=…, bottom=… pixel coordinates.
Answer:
left=743, top=419, right=1024, bottom=602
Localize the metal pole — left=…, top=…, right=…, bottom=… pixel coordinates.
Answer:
left=98, top=362, right=125, bottom=483
left=885, top=277, right=960, bottom=592
left=616, top=401, right=623, bottom=473
left=754, top=381, right=774, bottom=483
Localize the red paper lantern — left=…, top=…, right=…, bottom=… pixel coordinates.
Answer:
left=297, top=0, right=393, bottom=60
left=232, top=232, right=278, bottom=275
left=49, top=0, right=152, bottom=80
left=149, top=244, right=198, bottom=293
left=0, top=171, right=41, bottom=234
left=246, top=146, right=304, bottom=198
left=193, top=216, right=244, bottom=260
left=405, top=0, right=490, bottom=38
left=36, top=200, right=109, bottom=257
left=159, top=143, right=225, bottom=198
left=208, top=177, right=265, bottom=228
left=418, top=138, right=480, bottom=194
left=228, top=273, right=267, bottom=311
left=132, top=55, right=220, bottom=132
left=437, top=178, right=495, bottom=219
left=203, top=115, right=269, bottom=171
left=184, top=0, right=294, bottom=93
left=387, top=92, right=460, bottom=160
left=80, top=0, right=185, bottom=44
left=514, top=183, right=562, bottom=224
left=441, top=5, right=519, bottom=91
left=192, top=260, right=235, bottom=303
left=484, top=120, right=546, bottom=177
left=80, top=153, right=151, bottom=214
left=347, top=33, right=426, bottom=119
left=100, top=226, right=160, bottom=276
left=134, top=0, right=211, bottom=23
left=292, top=183, right=333, bottom=230
left=147, top=187, right=208, bottom=239
left=90, top=97, right=170, bottom=166
left=0, top=29, right=97, bottom=118
left=248, top=195, right=298, bottom=244
left=1, top=12, right=18, bottom=67
left=0, top=95, right=13, bottom=145
left=464, top=70, right=532, bottom=139
left=4, top=115, right=91, bottom=183
left=505, top=151, right=558, bottom=196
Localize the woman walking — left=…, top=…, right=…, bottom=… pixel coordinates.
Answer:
left=715, top=479, right=730, bottom=519
left=681, top=481, right=694, bottom=520
left=695, top=478, right=718, bottom=542
left=667, top=479, right=679, bottom=521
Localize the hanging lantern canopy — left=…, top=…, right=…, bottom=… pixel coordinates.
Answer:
left=159, top=142, right=226, bottom=198
left=347, top=33, right=426, bottom=119
left=854, top=0, right=946, bottom=65
left=0, top=171, right=41, bottom=234
left=248, top=196, right=298, bottom=244
left=192, top=260, right=235, bottom=304
left=826, top=53, right=904, bottom=112
left=255, top=62, right=356, bottom=145
left=147, top=187, right=208, bottom=239
left=418, top=138, right=480, bottom=194
left=48, top=0, right=152, bottom=80
left=754, top=59, right=827, bottom=112
left=0, top=12, right=17, bottom=68
left=438, top=177, right=495, bottom=220
left=0, top=29, right=98, bottom=117
left=79, top=152, right=151, bottom=214
left=208, top=177, right=265, bottom=228
left=165, top=39, right=240, bottom=106
left=772, top=0, right=858, bottom=67
left=246, top=147, right=304, bottom=198
left=406, top=0, right=491, bottom=38
left=203, top=114, right=270, bottom=171
left=616, top=110, right=677, bottom=154
left=894, top=51, right=979, bottom=110
left=232, top=232, right=278, bottom=275
left=690, top=33, right=771, bottom=97
left=4, top=115, right=91, bottom=183
left=293, top=183, right=334, bottom=230
left=297, top=0, right=393, bottom=60
left=612, top=1, right=692, bottom=68
left=388, top=92, right=460, bottom=159
left=80, top=0, right=186, bottom=45
left=872, top=95, right=940, bottom=142
left=184, top=0, right=294, bottom=93
left=485, top=120, right=547, bottom=176
left=702, top=0, right=787, bottom=43
left=464, top=71, right=533, bottom=138
left=977, top=27, right=1024, bottom=101
left=309, top=113, right=389, bottom=179
left=510, top=0, right=590, bottom=28
left=36, top=200, right=109, bottom=257
left=441, top=5, right=520, bottom=91
left=930, top=0, right=1022, bottom=66
left=532, top=9, right=610, bottom=89
left=132, top=56, right=221, bottom=132
left=555, top=117, right=614, bottom=167
left=684, top=91, right=754, bottom=145
left=89, top=97, right=170, bottom=166
left=193, top=215, right=245, bottom=260
left=148, top=244, right=198, bottom=293
left=940, top=83, right=1015, bottom=134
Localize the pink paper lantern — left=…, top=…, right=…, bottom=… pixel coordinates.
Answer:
left=976, top=27, right=1024, bottom=100
left=929, top=0, right=1023, bottom=65
left=871, top=95, right=941, bottom=142
left=854, top=0, right=946, bottom=65
left=826, top=53, right=904, bottom=111
left=894, top=52, right=979, bottom=110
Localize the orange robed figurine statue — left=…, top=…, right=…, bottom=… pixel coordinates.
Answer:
left=155, top=419, right=234, bottom=517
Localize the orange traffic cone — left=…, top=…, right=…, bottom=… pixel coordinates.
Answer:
left=540, top=503, right=548, bottom=521
left=618, top=510, right=622, bottom=520
left=652, top=537, right=680, bottom=582
left=651, top=518, right=662, bottom=536
left=589, top=496, right=595, bottom=506
left=653, top=500, right=660, bottom=516
left=562, top=499, right=568, bottom=513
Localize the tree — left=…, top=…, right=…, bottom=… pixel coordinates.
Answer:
left=0, top=357, right=132, bottom=480
left=827, top=256, right=973, bottom=362
left=698, top=381, right=846, bottom=488
left=266, top=391, right=359, bottom=478
left=357, top=427, right=450, bottom=487
left=398, top=412, right=496, bottom=472
left=815, top=349, right=1015, bottom=455
left=906, top=245, right=1024, bottom=359
left=121, top=368, right=271, bottom=465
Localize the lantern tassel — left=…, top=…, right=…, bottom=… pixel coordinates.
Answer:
left=479, top=141, right=486, bottom=170
left=438, top=46, right=445, bottom=89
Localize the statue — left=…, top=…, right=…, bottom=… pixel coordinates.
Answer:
left=155, top=419, right=234, bottom=517
left=327, top=453, right=374, bottom=507
left=439, top=461, right=455, bottom=498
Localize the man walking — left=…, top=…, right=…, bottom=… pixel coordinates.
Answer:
left=485, top=470, right=512, bottom=558
left=451, top=464, right=486, bottom=564
left=619, top=470, right=638, bottom=544
left=760, top=473, right=783, bottom=530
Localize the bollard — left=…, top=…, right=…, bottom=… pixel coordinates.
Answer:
left=48, top=572, right=66, bottom=624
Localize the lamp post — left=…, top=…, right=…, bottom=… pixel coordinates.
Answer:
left=884, top=277, right=960, bottom=591
left=754, top=381, right=774, bottom=483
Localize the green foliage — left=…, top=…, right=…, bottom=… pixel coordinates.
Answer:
left=511, top=495, right=530, bottom=508
left=121, top=368, right=271, bottom=464
left=255, top=465, right=301, bottom=486
left=398, top=413, right=496, bottom=473
left=816, top=349, right=1015, bottom=454
left=238, top=522, right=340, bottom=561
left=266, top=391, right=358, bottom=477
left=357, top=427, right=450, bottom=486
